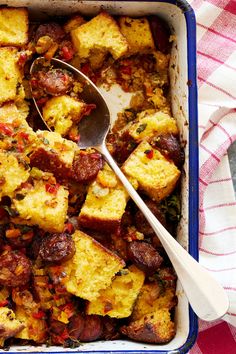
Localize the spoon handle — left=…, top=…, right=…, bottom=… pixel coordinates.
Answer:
left=98, top=143, right=229, bottom=321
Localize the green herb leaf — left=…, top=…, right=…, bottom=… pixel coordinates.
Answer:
left=136, top=123, right=147, bottom=134
left=3, top=206, right=19, bottom=217
left=15, top=193, right=25, bottom=201
left=42, top=138, right=49, bottom=145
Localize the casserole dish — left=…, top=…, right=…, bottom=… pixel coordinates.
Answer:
left=0, top=0, right=198, bottom=353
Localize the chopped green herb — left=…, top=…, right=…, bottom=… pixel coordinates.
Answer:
left=15, top=193, right=25, bottom=201
left=3, top=206, right=19, bottom=217
left=160, top=194, right=181, bottom=222
left=42, top=138, right=49, bottom=145
left=136, top=123, right=147, bottom=134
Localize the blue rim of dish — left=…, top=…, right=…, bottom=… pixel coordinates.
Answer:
left=7, top=0, right=198, bottom=353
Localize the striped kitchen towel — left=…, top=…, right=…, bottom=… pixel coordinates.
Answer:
left=187, top=0, right=236, bottom=352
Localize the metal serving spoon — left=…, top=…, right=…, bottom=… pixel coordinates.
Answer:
left=30, top=57, right=229, bottom=321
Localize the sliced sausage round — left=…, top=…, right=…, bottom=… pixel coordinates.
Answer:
left=79, top=315, right=103, bottom=342
left=36, top=69, right=73, bottom=96
left=35, top=23, right=65, bottom=43
left=0, top=250, right=31, bottom=287
left=71, top=153, right=103, bottom=184
left=153, top=134, right=184, bottom=167
left=68, top=314, right=85, bottom=339
left=39, top=233, right=75, bottom=263
left=127, top=241, right=163, bottom=274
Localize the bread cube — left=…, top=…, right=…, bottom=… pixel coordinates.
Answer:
left=0, top=152, right=30, bottom=200
left=122, top=141, right=180, bottom=202
left=0, top=8, right=28, bottom=46
left=12, top=179, right=68, bottom=233
left=120, top=308, right=175, bottom=344
left=87, top=265, right=145, bottom=318
left=0, top=103, right=38, bottom=155
left=131, top=282, right=177, bottom=321
left=0, top=307, right=24, bottom=347
left=15, top=306, right=47, bottom=343
left=119, top=16, right=155, bottom=55
left=42, top=95, right=86, bottom=136
left=79, top=164, right=129, bottom=232
left=62, top=230, right=125, bottom=301
left=128, top=111, right=178, bottom=142
left=71, top=11, right=128, bottom=60
left=36, top=130, right=79, bottom=168
left=0, top=47, right=22, bottom=105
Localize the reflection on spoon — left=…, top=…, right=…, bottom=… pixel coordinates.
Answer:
left=30, top=57, right=229, bottom=321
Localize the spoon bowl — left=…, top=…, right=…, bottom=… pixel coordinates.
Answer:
left=30, top=57, right=110, bottom=148
left=30, top=56, right=229, bottom=322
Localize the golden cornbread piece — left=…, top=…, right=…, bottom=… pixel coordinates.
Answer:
left=42, top=95, right=86, bottom=136
left=71, top=11, right=128, bottom=60
left=0, top=8, right=28, bottom=46
left=87, top=265, right=145, bottom=318
left=0, top=103, right=38, bottom=155
left=15, top=307, right=47, bottom=343
left=128, top=111, right=178, bottom=142
left=0, top=307, right=24, bottom=347
left=119, top=16, right=155, bottom=55
left=0, top=152, right=30, bottom=200
left=121, top=308, right=175, bottom=344
left=12, top=179, right=68, bottom=233
left=79, top=165, right=129, bottom=232
left=131, top=282, right=177, bottom=321
left=122, top=141, right=180, bottom=202
left=0, top=47, right=22, bottom=105
left=62, top=230, right=125, bottom=301
left=36, top=130, right=79, bottom=168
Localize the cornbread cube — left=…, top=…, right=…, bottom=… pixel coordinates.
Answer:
left=0, top=152, right=30, bottom=200
left=0, top=307, right=24, bottom=347
left=12, top=179, right=68, bottom=233
left=119, top=17, right=155, bottom=55
left=131, top=282, right=177, bottom=321
left=0, top=47, right=22, bottom=105
left=42, top=95, right=86, bottom=136
left=15, top=306, right=47, bottom=343
left=0, top=103, right=25, bottom=124
left=128, top=110, right=178, bottom=142
left=71, top=11, right=128, bottom=60
left=122, top=141, right=180, bottom=202
left=87, top=265, right=145, bottom=318
left=120, top=308, right=175, bottom=344
left=0, top=8, right=28, bottom=46
left=62, top=230, right=125, bottom=301
left=79, top=165, right=129, bottom=232
left=0, top=103, right=38, bottom=155
left=36, top=130, right=79, bottom=167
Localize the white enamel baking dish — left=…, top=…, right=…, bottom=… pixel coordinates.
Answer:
left=1, top=1, right=199, bottom=353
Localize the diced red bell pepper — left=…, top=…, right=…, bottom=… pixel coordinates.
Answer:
left=0, top=123, right=14, bottom=136
left=32, top=310, right=46, bottom=319
left=45, top=183, right=60, bottom=195
left=0, top=300, right=9, bottom=307
left=144, top=149, right=154, bottom=159
left=64, top=223, right=74, bottom=234
left=61, top=46, right=74, bottom=61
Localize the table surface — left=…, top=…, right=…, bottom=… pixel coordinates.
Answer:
left=228, top=141, right=236, bottom=196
